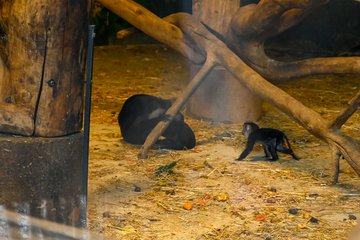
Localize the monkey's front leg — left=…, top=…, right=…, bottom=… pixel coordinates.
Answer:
left=236, top=142, right=254, bottom=161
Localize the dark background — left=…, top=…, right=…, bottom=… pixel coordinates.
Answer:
left=92, top=0, right=360, bottom=56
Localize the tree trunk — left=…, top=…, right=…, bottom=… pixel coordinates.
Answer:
left=0, top=0, right=89, bottom=137
left=188, top=0, right=262, bottom=123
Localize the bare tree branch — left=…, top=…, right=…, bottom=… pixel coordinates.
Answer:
left=228, top=0, right=360, bottom=82
left=98, top=0, right=204, bottom=64
left=263, top=57, right=360, bottom=82
left=330, top=143, right=341, bottom=184
left=139, top=57, right=216, bottom=158
left=329, top=90, right=360, bottom=129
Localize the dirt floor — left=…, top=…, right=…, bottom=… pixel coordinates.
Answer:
left=87, top=44, right=360, bottom=240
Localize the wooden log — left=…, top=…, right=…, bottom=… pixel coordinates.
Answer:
left=4, top=0, right=46, bottom=108
left=34, top=0, right=89, bottom=136
left=0, top=0, right=89, bottom=137
left=99, top=0, right=203, bottom=64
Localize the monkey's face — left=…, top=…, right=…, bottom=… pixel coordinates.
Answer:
left=242, top=122, right=259, bottom=138
left=242, top=123, right=253, bottom=138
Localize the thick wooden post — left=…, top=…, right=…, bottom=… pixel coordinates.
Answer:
left=0, top=0, right=89, bottom=226
left=188, top=0, right=262, bottom=123
left=0, top=0, right=89, bottom=137
left=33, top=1, right=89, bottom=136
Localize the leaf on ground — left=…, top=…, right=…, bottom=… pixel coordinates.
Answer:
left=155, top=161, right=177, bottom=176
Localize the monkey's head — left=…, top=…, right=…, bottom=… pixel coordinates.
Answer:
left=242, top=122, right=259, bottom=138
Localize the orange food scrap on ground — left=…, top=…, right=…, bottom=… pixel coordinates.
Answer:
left=183, top=202, right=193, bottom=210
left=203, top=194, right=211, bottom=200
left=255, top=213, right=267, bottom=222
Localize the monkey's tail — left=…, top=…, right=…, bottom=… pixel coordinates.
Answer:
left=283, top=135, right=292, bottom=150
left=283, top=135, right=300, bottom=160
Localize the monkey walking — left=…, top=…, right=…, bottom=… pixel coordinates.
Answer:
left=118, top=94, right=196, bottom=150
left=236, top=122, right=300, bottom=161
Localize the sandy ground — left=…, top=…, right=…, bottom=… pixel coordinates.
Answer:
left=87, top=44, right=360, bottom=240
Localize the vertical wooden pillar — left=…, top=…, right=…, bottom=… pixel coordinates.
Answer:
left=0, top=0, right=90, bottom=227
left=33, top=0, right=89, bottom=137
left=0, top=0, right=89, bottom=137
left=188, top=0, right=262, bottom=123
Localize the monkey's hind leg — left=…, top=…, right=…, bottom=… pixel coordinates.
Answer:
left=282, top=136, right=300, bottom=160
left=262, top=144, right=271, bottom=159
left=269, top=144, right=279, bottom=161
left=278, top=148, right=300, bottom=160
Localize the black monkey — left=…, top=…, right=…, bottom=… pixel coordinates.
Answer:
left=236, top=122, right=299, bottom=161
left=118, top=94, right=196, bottom=150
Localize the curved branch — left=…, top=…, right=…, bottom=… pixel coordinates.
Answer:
left=259, top=56, right=360, bottom=81
left=228, top=0, right=360, bottom=82
left=326, top=131, right=360, bottom=180
left=97, top=0, right=204, bottom=64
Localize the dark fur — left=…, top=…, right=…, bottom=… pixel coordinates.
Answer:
left=118, top=94, right=195, bottom=150
left=236, top=122, right=299, bottom=161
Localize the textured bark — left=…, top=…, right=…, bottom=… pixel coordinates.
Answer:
left=33, top=0, right=89, bottom=136
left=0, top=0, right=89, bottom=136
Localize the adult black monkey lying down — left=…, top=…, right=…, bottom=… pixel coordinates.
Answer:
left=236, top=122, right=299, bottom=161
left=118, top=94, right=196, bottom=150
